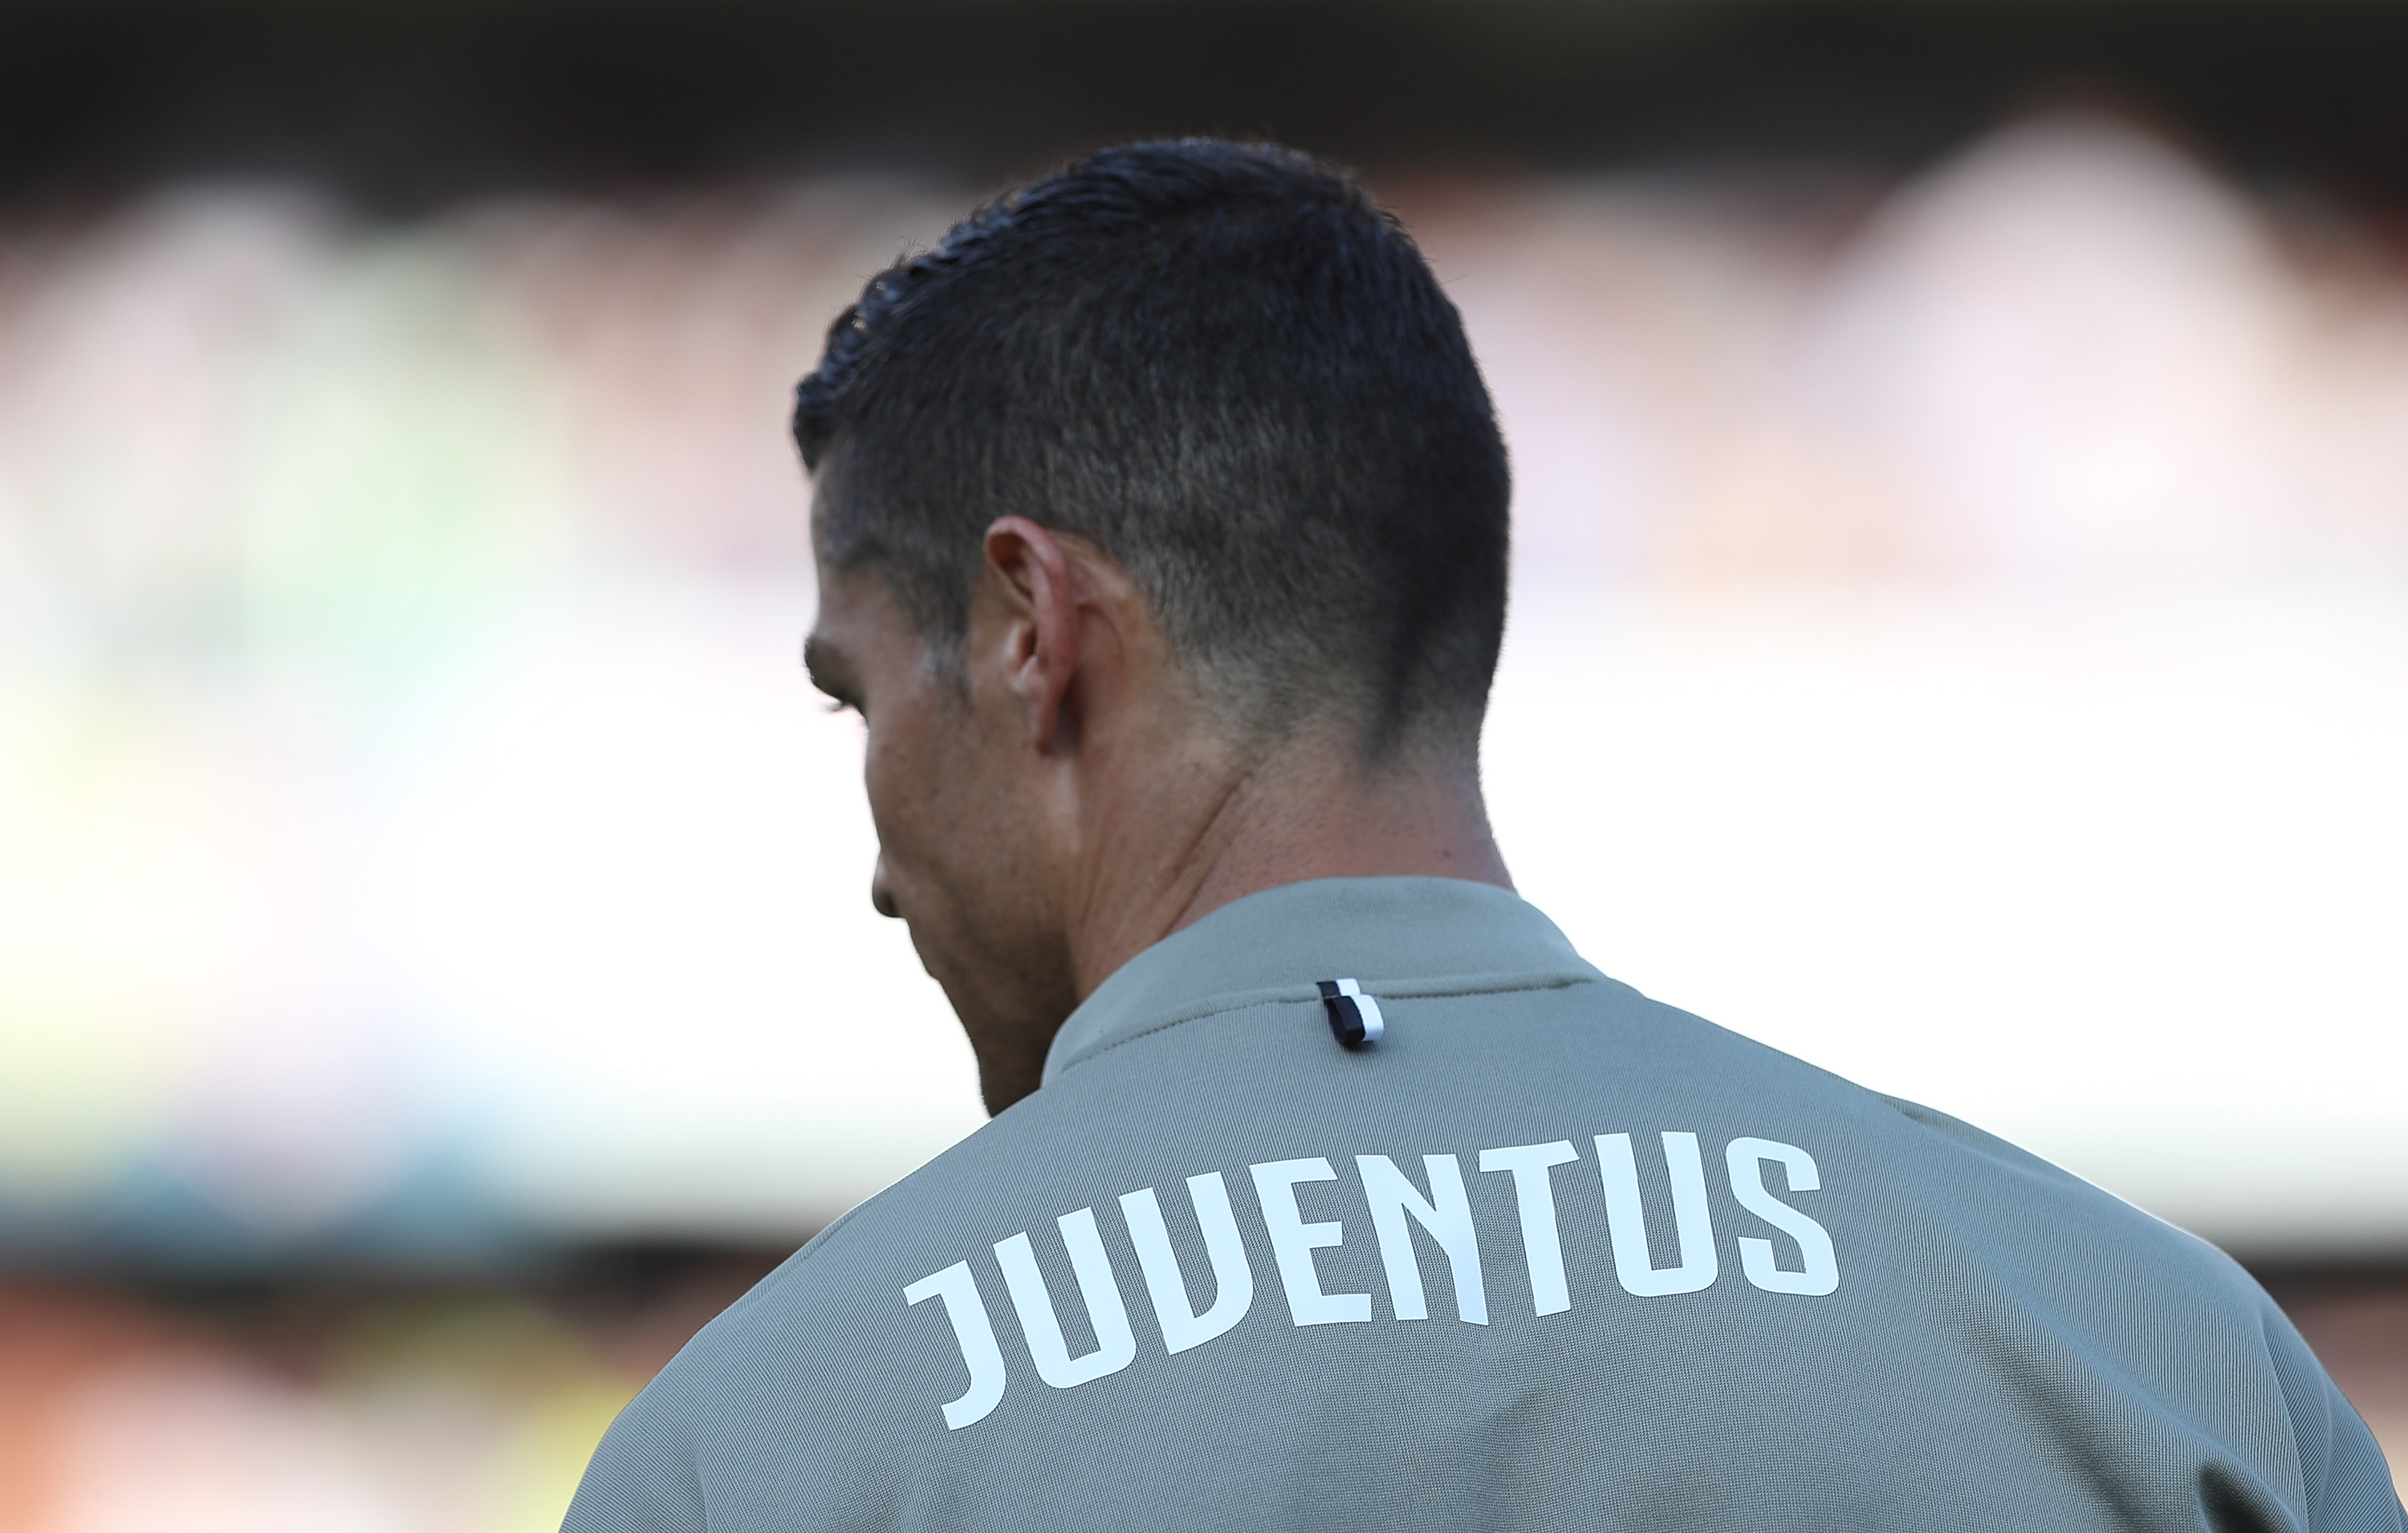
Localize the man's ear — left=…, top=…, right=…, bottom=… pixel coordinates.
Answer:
left=979, top=516, right=1082, bottom=753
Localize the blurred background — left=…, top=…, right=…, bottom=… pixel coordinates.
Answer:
left=3, top=0, right=2406, bottom=1524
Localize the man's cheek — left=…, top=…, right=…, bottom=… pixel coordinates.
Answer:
left=859, top=751, right=923, bottom=875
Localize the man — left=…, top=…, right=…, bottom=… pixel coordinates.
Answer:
left=564, top=140, right=2400, bottom=1531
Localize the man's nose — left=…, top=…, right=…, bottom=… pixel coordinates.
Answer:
left=870, top=854, right=899, bottom=919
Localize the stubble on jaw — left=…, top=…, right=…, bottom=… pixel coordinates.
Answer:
left=895, top=810, right=1081, bottom=1116
left=857, top=631, right=1081, bottom=1116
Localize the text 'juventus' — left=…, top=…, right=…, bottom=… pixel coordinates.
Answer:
left=903, top=1129, right=1837, bottom=1429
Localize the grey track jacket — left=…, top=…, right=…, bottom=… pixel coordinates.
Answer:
left=564, top=876, right=2403, bottom=1531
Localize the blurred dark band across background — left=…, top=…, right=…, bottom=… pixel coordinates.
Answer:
left=8, top=0, right=2408, bottom=210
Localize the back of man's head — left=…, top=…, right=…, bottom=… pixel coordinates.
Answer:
left=794, top=139, right=1511, bottom=758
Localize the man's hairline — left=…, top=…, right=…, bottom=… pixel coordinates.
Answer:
left=806, top=405, right=1495, bottom=770
left=816, top=555, right=1489, bottom=781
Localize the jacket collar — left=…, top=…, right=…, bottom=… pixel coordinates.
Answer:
left=1039, top=876, right=1601, bottom=1088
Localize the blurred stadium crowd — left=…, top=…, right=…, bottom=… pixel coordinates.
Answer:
left=2, top=110, right=2405, bottom=1524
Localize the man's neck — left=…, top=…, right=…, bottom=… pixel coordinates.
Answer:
left=1066, top=742, right=1513, bottom=1002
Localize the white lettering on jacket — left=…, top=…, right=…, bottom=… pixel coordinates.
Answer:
left=1121, top=1173, right=1255, bottom=1352
left=1726, top=1137, right=1841, bottom=1295
left=902, top=1262, right=1007, bottom=1429
left=1251, top=1157, right=1372, bottom=1325
left=1477, top=1140, right=1579, bottom=1315
left=903, top=1128, right=1840, bottom=1429
left=1595, top=1132, right=1719, bottom=1296
left=1357, top=1153, right=1487, bottom=1324
left=994, top=1207, right=1137, bottom=1389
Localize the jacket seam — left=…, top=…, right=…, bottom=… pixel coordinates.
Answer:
left=1055, top=970, right=1600, bottom=1078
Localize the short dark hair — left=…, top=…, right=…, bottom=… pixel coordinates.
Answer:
left=794, top=138, right=1510, bottom=754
